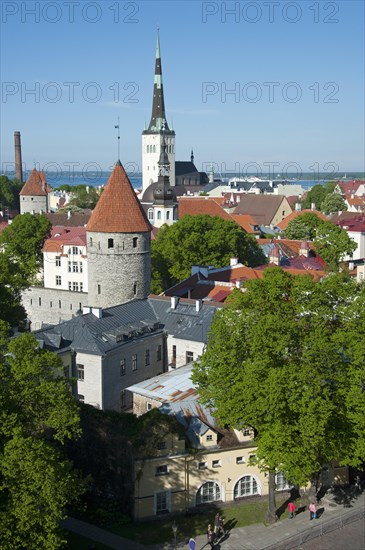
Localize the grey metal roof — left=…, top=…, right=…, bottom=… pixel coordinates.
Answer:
left=148, top=296, right=219, bottom=343
left=34, top=300, right=161, bottom=355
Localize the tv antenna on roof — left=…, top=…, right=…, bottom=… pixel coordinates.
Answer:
left=114, top=117, right=120, bottom=160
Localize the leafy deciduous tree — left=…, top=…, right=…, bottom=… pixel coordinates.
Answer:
left=284, top=212, right=324, bottom=240
left=151, top=215, right=266, bottom=293
left=0, top=333, right=82, bottom=549
left=321, top=193, right=347, bottom=215
left=314, top=221, right=356, bottom=271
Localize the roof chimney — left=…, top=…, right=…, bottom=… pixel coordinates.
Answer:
left=269, top=245, right=280, bottom=265
left=195, top=299, right=202, bottom=312
left=14, top=131, right=23, bottom=183
left=299, top=241, right=309, bottom=257
left=230, top=257, right=239, bottom=266
left=91, top=307, right=103, bottom=319
left=295, top=202, right=301, bottom=211
left=171, top=296, right=179, bottom=310
left=311, top=203, right=316, bottom=211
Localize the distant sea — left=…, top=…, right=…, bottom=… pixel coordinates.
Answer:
left=5, top=170, right=365, bottom=191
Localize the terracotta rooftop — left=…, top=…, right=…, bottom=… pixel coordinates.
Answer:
left=43, top=226, right=87, bottom=254
left=86, top=160, right=151, bottom=233
left=336, top=180, right=365, bottom=195
left=178, top=196, right=233, bottom=221
left=276, top=209, right=328, bottom=230
left=20, top=168, right=50, bottom=196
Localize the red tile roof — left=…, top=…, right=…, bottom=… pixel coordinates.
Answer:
left=336, top=180, right=364, bottom=195
left=178, top=197, right=233, bottom=221
left=86, top=161, right=151, bottom=233
left=231, top=214, right=260, bottom=234
left=277, top=209, right=328, bottom=230
left=337, top=215, right=365, bottom=232
left=43, top=226, right=87, bottom=254
left=20, top=168, right=49, bottom=196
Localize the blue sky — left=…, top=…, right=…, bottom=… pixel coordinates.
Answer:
left=1, top=0, right=364, bottom=177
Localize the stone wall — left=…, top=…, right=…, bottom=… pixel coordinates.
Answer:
left=20, top=195, right=47, bottom=215
left=22, top=287, right=88, bottom=329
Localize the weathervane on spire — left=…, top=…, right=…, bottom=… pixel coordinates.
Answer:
left=114, top=117, right=120, bottom=160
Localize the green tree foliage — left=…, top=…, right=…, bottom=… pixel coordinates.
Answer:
left=321, top=192, right=347, bottom=215
left=192, top=269, right=362, bottom=519
left=284, top=212, right=324, bottom=240
left=151, top=215, right=267, bottom=293
left=0, top=176, right=22, bottom=211
left=0, top=254, right=27, bottom=327
left=68, top=185, right=101, bottom=209
left=0, top=213, right=51, bottom=283
left=0, top=334, right=82, bottom=549
left=301, top=182, right=336, bottom=210
left=314, top=221, right=356, bottom=271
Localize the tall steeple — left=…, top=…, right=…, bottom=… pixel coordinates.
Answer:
left=152, top=134, right=177, bottom=227
left=145, top=30, right=172, bottom=133
left=142, top=31, right=176, bottom=193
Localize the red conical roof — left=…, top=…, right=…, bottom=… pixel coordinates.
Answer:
left=86, top=161, right=151, bottom=233
left=20, top=168, right=48, bottom=196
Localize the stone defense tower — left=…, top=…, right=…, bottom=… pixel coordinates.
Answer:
left=14, top=131, right=23, bottom=182
left=86, top=160, right=152, bottom=308
left=142, top=31, right=175, bottom=193
left=19, top=168, right=49, bottom=214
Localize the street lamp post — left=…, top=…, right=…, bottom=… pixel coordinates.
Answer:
left=172, top=520, right=178, bottom=550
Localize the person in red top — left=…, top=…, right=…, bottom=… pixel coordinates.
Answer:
left=288, top=501, right=297, bottom=519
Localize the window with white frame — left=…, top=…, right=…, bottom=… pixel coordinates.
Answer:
left=56, top=275, right=61, bottom=286
left=234, top=476, right=260, bottom=498
left=196, top=482, right=221, bottom=504
left=206, top=434, right=213, bottom=441
left=72, top=246, right=79, bottom=255
left=198, top=461, right=207, bottom=470
left=212, top=460, right=221, bottom=468
left=55, top=256, right=61, bottom=267
left=275, top=471, right=291, bottom=491
left=72, top=282, right=79, bottom=292
left=236, top=456, right=246, bottom=464
left=148, top=208, right=154, bottom=221
left=72, top=261, right=79, bottom=273
left=80, top=282, right=83, bottom=292
left=77, top=364, right=84, bottom=381
left=186, top=351, right=194, bottom=363
left=243, top=428, right=251, bottom=437
left=155, top=491, right=170, bottom=515
left=155, top=465, right=168, bottom=476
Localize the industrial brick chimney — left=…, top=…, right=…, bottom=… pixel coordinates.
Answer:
left=14, top=131, right=23, bottom=182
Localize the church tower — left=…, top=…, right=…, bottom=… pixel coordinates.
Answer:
left=142, top=31, right=175, bottom=193
left=152, top=133, right=178, bottom=227
left=86, top=160, right=151, bottom=308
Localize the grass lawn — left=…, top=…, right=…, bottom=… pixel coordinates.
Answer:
left=109, top=498, right=286, bottom=545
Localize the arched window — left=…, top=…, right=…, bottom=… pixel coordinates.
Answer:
left=196, top=482, right=221, bottom=505
left=148, top=208, right=154, bottom=221
left=157, top=211, right=161, bottom=220
left=234, top=476, right=260, bottom=499
left=275, top=471, right=291, bottom=491
left=166, top=211, right=170, bottom=220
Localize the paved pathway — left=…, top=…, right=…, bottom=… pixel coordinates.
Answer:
left=63, top=489, right=365, bottom=550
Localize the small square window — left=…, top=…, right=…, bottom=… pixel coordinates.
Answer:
left=236, top=456, right=245, bottom=464
left=156, top=465, right=168, bottom=476
left=206, top=434, right=213, bottom=441
left=198, top=461, right=207, bottom=470
left=78, top=394, right=85, bottom=403
left=212, top=460, right=221, bottom=468
left=157, top=441, right=167, bottom=450
left=186, top=351, right=194, bottom=363
left=243, top=428, right=251, bottom=437
left=147, top=402, right=152, bottom=411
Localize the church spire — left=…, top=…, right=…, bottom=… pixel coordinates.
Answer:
left=145, top=30, right=173, bottom=134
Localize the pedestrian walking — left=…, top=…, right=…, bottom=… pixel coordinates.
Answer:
left=188, top=537, right=196, bottom=550
left=288, top=501, right=296, bottom=519
left=207, top=523, right=214, bottom=549
left=355, top=475, right=361, bottom=490
left=213, top=512, right=221, bottom=540
left=219, top=515, right=225, bottom=536
left=309, top=501, right=317, bottom=520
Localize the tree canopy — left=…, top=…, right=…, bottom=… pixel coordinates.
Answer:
left=151, top=215, right=267, bottom=293
left=0, top=176, right=22, bottom=211
left=0, top=332, right=83, bottom=549
left=284, top=212, right=324, bottom=240
left=320, top=192, right=347, bottom=215
left=0, top=213, right=51, bottom=284
left=314, top=221, right=356, bottom=271
left=192, top=269, right=363, bottom=520
left=301, top=182, right=336, bottom=210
